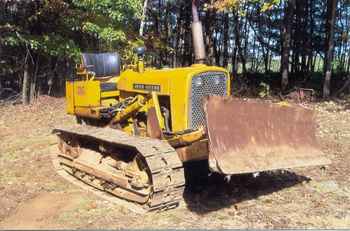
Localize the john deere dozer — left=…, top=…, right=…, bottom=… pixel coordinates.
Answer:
left=52, top=1, right=330, bottom=212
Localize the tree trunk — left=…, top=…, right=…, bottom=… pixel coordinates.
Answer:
left=281, top=0, right=295, bottom=91
left=307, top=0, right=314, bottom=73
left=264, top=51, right=269, bottom=74
left=30, top=57, right=39, bottom=101
left=251, top=38, right=257, bottom=72
left=30, top=74, right=36, bottom=100
left=231, top=46, right=238, bottom=76
left=243, top=12, right=248, bottom=74
left=205, top=3, right=215, bottom=65
left=222, top=13, right=229, bottom=68
left=139, top=0, right=148, bottom=37
left=234, top=12, right=246, bottom=75
left=158, top=0, right=163, bottom=66
left=22, top=62, right=31, bottom=105
left=323, top=0, right=337, bottom=98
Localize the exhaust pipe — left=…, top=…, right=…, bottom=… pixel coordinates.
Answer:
left=192, top=0, right=206, bottom=64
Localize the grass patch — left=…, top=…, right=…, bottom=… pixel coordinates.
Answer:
left=0, top=168, right=17, bottom=185
left=57, top=197, right=117, bottom=226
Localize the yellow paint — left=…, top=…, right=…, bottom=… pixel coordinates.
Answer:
left=117, top=64, right=230, bottom=131
left=168, top=127, right=206, bottom=147
left=111, top=95, right=146, bottom=123
left=65, top=81, right=75, bottom=114
left=74, top=107, right=101, bottom=118
left=151, top=92, right=164, bottom=129
left=66, top=59, right=230, bottom=133
left=101, top=91, right=119, bottom=99
left=73, top=80, right=100, bottom=107
left=101, top=98, right=118, bottom=107
left=276, top=101, right=291, bottom=107
left=138, top=59, right=145, bottom=73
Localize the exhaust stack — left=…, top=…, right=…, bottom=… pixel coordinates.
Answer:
left=192, top=0, right=206, bottom=64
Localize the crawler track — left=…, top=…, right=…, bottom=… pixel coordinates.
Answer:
left=52, top=125, right=185, bottom=212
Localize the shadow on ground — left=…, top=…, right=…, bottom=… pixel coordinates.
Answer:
left=182, top=160, right=310, bottom=214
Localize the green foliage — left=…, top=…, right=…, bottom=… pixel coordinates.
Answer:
left=260, top=0, right=281, bottom=12
left=72, top=0, right=142, bottom=23
left=0, top=0, right=143, bottom=101
left=2, top=32, right=81, bottom=61
left=213, top=0, right=280, bottom=11
left=123, top=38, right=145, bottom=62
left=1, top=0, right=143, bottom=62
left=72, top=0, right=142, bottom=51
left=82, top=22, right=126, bottom=48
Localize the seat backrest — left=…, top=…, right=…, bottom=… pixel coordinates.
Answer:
left=81, top=52, right=121, bottom=78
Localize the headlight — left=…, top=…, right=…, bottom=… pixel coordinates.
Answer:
left=194, top=78, right=203, bottom=87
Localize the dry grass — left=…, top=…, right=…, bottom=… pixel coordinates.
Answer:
left=0, top=96, right=349, bottom=229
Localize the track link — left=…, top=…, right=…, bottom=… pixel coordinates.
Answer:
left=52, top=124, right=185, bottom=212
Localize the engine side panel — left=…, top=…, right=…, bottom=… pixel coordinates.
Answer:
left=116, top=64, right=230, bottom=132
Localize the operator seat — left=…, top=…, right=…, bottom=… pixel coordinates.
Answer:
left=81, top=52, right=121, bottom=78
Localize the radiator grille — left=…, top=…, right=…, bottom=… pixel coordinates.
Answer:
left=189, top=72, right=228, bottom=129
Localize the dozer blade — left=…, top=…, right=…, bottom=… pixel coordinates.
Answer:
left=204, top=96, right=331, bottom=175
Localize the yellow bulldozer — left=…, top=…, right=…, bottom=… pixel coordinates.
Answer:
left=52, top=1, right=330, bottom=212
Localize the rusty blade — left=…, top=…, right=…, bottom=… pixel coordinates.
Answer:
left=204, top=96, right=331, bottom=175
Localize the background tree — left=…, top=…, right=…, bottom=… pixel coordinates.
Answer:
left=323, top=0, right=338, bottom=98
left=1, top=0, right=350, bottom=102
left=0, top=0, right=142, bottom=104
left=281, top=0, right=295, bottom=91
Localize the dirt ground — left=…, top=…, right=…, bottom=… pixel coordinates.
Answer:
left=0, top=96, right=350, bottom=229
